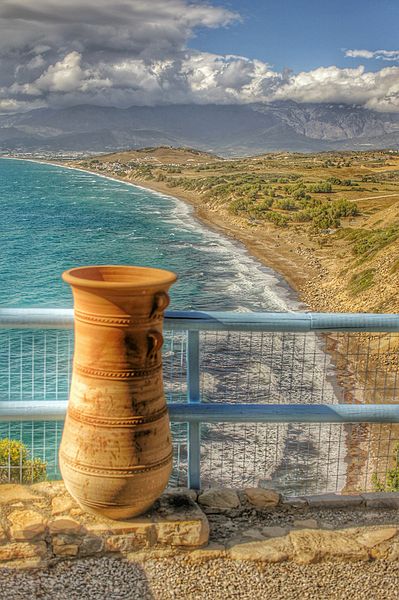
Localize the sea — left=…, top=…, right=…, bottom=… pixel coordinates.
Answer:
left=0, top=158, right=345, bottom=494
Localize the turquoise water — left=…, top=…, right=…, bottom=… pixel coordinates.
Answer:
left=0, top=158, right=294, bottom=311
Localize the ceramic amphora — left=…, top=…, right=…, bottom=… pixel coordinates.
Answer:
left=59, top=265, right=177, bottom=520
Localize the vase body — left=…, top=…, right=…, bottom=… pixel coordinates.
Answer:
left=59, top=265, right=177, bottom=520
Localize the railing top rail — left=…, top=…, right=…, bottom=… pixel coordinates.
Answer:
left=1, top=400, right=398, bottom=424
left=0, top=308, right=399, bottom=332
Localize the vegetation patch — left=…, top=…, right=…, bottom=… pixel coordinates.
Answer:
left=372, top=443, right=399, bottom=492
left=339, top=226, right=399, bottom=261
left=348, top=269, right=376, bottom=296
left=0, top=438, right=47, bottom=484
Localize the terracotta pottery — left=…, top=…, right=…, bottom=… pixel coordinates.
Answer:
left=59, top=265, right=177, bottom=520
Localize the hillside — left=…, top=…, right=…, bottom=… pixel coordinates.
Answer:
left=69, top=148, right=399, bottom=325
left=2, top=102, right=399, bottom=155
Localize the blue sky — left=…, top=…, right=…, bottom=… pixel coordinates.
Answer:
left=191, top=0, right=399, bottom=72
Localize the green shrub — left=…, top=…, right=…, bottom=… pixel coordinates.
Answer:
left=273, top=199, right=298, bottom=211
left=264, top=211, right=290, bottom=227
left=293, top=209, right=313, bottom=223
left=332, top=199, right=359, bottom=218
left=229, top=198, right=256, bottom=215
left=0, top=439, right=47, bottom=484
left=372, top=443, right=399, bottom=491
left=308, top=181, right=333, bottom=193
left=251, top=198, right=274, bottom=216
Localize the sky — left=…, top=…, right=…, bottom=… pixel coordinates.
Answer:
left=0, top=0, right=398, bottom=113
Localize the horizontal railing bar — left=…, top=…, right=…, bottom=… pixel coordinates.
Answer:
left=0, top=308, right=399, bottom=332
left=170, top=403, right=399, bottom=423
left=1, top=401, right=399, bottom=424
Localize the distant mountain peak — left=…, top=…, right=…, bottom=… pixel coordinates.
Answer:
left=1, top=102, right=398, bottom=156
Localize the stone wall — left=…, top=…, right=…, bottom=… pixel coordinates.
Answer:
left=0, top=483, right=398, bottom=568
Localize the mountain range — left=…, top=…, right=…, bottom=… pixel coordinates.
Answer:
left=1, top=101, right=399, bottom=156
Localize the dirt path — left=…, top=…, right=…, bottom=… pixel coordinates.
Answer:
left=350, top=193, right=399, bottom=202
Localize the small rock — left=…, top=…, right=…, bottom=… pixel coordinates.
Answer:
left=197, top=488, right=240, bottom=509
left=244, top=488, right=280, bottom=508
left=262, top=526, right=289, bottom=538
left=8, top=509, right=46, bottom=541
left=0, top=485, right=38, bottom=505
left=51, top=494, right=76, bottom=515
left=78, top=536, right=104, bottom=556
left=356, top=527, right=398, bottom=549
left=293, top=518, right=319, bottom=529
left=164, top=487, right=198, bottom=502
left=155, top=514, right=209, bottom=547
left=242, top=528, right=265, bottom=540
left=30, top=481, right=66, bottom=498
left=229, top=538, right=290, bottom=562
left=52, top=536, right=79, bottom=557
left=49, top=517, right=81, bottom=534
left=0, top=542, right=47, bottom=562
left=289, top=529, right=368, bottom=564
left=281, top=496, right=308, bottom=509
left=187, top=542, right=226, bottom=562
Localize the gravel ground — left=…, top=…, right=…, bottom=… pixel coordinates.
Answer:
left=0, top=556, right=398, bottom=600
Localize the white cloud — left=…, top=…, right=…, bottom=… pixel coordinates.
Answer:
left=0, top=1, right=398, bottom=113
left=345, top=49, right=399, bottom=62
left=274, top=65, right=399, bottom=112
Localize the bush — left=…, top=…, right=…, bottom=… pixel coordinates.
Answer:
left=0, top=439, right=47, bottom=484
left=332, top=199, right=359, bottom=218
left=264, top=211, right=290, bottom=227
left=229, top=198, right=256, bottom=215
left=308, top=181, right=333, bottom=193
left=251, top=198, right=274, bottom=216
left=273, top=199, right=298, bottom=211
left=372, top=443, right=399, bottom=491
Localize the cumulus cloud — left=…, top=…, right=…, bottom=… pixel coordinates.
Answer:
left=273, top=65, right=399, bottom=111
left=0, top=0, right=399, bottom=113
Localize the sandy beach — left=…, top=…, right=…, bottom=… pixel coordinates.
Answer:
left=56, top=163, right=320, bottom=300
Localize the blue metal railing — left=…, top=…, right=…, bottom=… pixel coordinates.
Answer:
left=0, top=308, right=399, bottom=490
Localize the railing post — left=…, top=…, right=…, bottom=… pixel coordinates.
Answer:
left=187, top=329, right=201, bottom=489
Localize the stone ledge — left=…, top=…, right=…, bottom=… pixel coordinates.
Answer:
left=0, top=483, right=209, bottom=568
left=0, top=483, right=399, bottom=568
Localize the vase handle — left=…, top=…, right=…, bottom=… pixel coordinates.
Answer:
left=147, top=331, right=164, bottom=363
left=150, top=292, right=170, bottom=319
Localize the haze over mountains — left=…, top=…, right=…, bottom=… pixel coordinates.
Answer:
left=1, top=101, right=399, bottom=156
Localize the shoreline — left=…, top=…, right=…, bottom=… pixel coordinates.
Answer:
left=26, top=158, right=318, bottom=301
left=5, top=155, right=311, bottom=304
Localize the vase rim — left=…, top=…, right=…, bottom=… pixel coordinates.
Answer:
left=62, top=265, right=177, bottom=289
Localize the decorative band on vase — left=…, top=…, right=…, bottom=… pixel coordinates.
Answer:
left=74, top=309, right=164, bottom=327
left=67, top=404, right=168, bottom=427
left=74, top=363, right=162, bottom=379
left=59, top=450, right=173, bottom=477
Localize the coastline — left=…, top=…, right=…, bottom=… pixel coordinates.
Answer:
left=115, top=176, right=317, bottom=297
left=32, top=159, right=319, bottom=301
